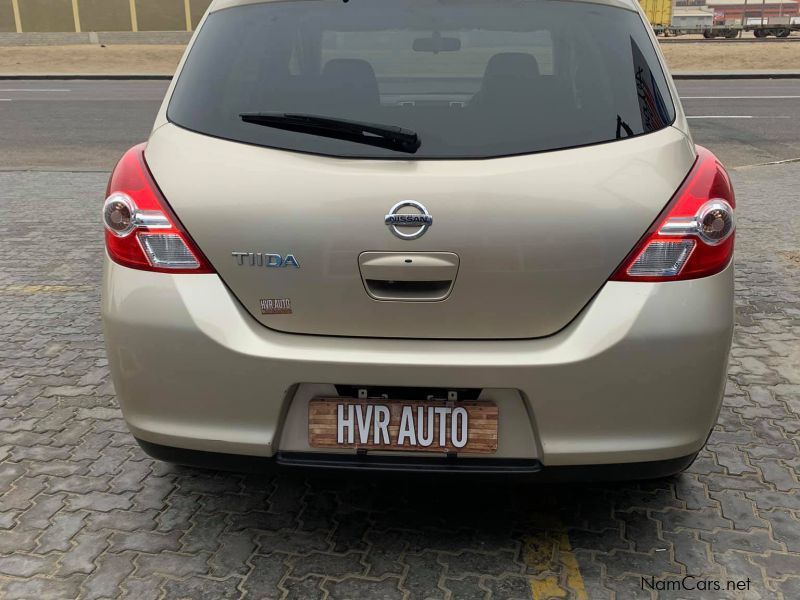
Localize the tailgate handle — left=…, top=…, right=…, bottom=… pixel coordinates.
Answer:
left=358, top=252, right=459, bottom=301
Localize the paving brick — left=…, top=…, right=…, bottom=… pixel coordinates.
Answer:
left=443, top=575, right=487, bottom=600
left=617, top=509, right=663, bottom=553
left=714, top=444, right=758, bottom=475
left=85, top=508, right=159, bottom=532
left=400, top=552, right=444, bottom=599
left=363, top=530, right=406, bottom=578
left=108, top=458, right=151, bottom=492
left=43, top=385, right=97, bottom=397
left=0, top=509, right=19, bottom=528
left=662, top=529, right=722, bottom=576
left=241, top=553, right=289, bottom=596
left=325, top=576, right=405, bottom=600
left=282, top=575, right=327, bottom=600
left=130, top=476, right=176, bottom=512
left=0, top=475, right=47, bottom=511
left=1, top=575, right=84, bottom=600
left=160, top=576, right=243, bottom=600
left=57, top=531, right=109, bottom=575
left=483, top=575, right=532, bottom=600
left=46, top=474, right=111, bottom=495
left=0, top=552, right=59, bottom=577
left=759, top=508, right=800, bottom=553
left=698, top=529, right=783, bottom=554
left=256, top=528, right=330, bottom=555
left=228, top=510, right=297, bottom=533
left=751, top=457, right=799, bottom=492
left=595, top=549, right=682, bottom=579
left=135, top=550, right=212, bottom=578
left=25, top=460, right=85, bottom=478
left=653, top=506, right=732, bottom=533
left=119, top=576, right=165, bottom=600
left=708, top=489, right=769, bottom=531
left=108, top=530, right=183, bottom=553
left=36, top=511, right=85, bottom=552
left=751, top=552, right=800, bottom=579
left=440, top=549, right=522, bottom=578
left=288, top=550, right=366, bottom=579
left=11, top=445, right=73, bottom=462
left=774, top=576, right=800, bottom=600
left=17, top=492, right=65, bottom=529
left=0, top=528, right=39, bottom=553
left=210, top=532, right=258, bottom=577
left=67, top=491, right=134, bottom=512
left=180, top=511, right=228, bottom=554
left=673, top=475, right=718, bottom=510
left=80, top=552, right=135, bottom=600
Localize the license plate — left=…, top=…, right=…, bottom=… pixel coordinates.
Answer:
left=308, top=398, right=498, bottom=454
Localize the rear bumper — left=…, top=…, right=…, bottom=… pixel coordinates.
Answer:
left=136, top=438, right=699, bottom=480
left=102, top=257, right=733, bottom=468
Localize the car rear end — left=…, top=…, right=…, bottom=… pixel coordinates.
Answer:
left=102, top=0, right=734, bottom=477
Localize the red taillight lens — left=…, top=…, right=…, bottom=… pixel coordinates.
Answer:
left=611, top=145, right=735, bottom=282
left=104, top=144, right=214, bottom=274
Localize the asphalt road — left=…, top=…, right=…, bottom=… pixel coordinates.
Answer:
left=678, top=79, right=800, bottom=167
left=0, top=79, right=799, bottom=171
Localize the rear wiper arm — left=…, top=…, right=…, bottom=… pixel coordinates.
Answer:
left=239, top=112, right=422, bottom=154
left=616, top=115, right=634, bottom=140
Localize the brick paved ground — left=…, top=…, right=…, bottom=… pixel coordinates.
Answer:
left=0, top=163, right=798, bottom=600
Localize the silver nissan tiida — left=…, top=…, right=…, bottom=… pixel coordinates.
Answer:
left=102, top=0, right=735, bottom=478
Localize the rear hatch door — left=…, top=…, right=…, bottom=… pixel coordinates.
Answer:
left=145, top=124, right=694, bottom=339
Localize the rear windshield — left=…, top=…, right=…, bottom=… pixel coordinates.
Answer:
left=168, top=0, right=676, bottom=159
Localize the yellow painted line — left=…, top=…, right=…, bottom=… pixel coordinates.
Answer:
left=184, top=0, right=193, bottom=31
left=71, top=0, right=81, bottom=32
left=524, top=526, right=588, bottom=600
left=560, top=533, right=588, bottom=600
left=11, top=0, right=22, bottom=33
left=129, top=0, right=139, bottom=32
left=0, top=285, right=93, bottom=294
left=531, top=575, right=568, bottom=600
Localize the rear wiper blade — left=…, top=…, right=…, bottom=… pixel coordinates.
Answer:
left=239, top=112, right=422, bottom=154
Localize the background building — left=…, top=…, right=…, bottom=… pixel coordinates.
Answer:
left=672, top=5, right=716, bottom=27
left=0, top=0, right=214, bottom=33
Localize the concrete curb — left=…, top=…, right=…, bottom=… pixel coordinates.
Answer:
left=0, top=32, right=192, bottom=46
left=2, top=72, right=800, bottom=80
left=0, top=74, right=173, bottom=80
left=671, top=71, right=800, bottom=79
left=661, top=37, right=800, bottom=44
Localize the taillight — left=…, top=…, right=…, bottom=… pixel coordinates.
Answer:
left=103, top=144, right=214, bottom=274
left=611, top=146, right=735, bottom=282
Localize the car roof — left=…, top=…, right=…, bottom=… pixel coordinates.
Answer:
left=210, top=0, right=641, bottom=15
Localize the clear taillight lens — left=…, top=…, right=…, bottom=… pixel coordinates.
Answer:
left=103, top=144, right=214, bottom=274
left=611, top=146, right=735, bottom=282
left=626, top=240, right=696, bottom=277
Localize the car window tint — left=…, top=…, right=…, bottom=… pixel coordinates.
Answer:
left=168, top=0, right=675, bottom=159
